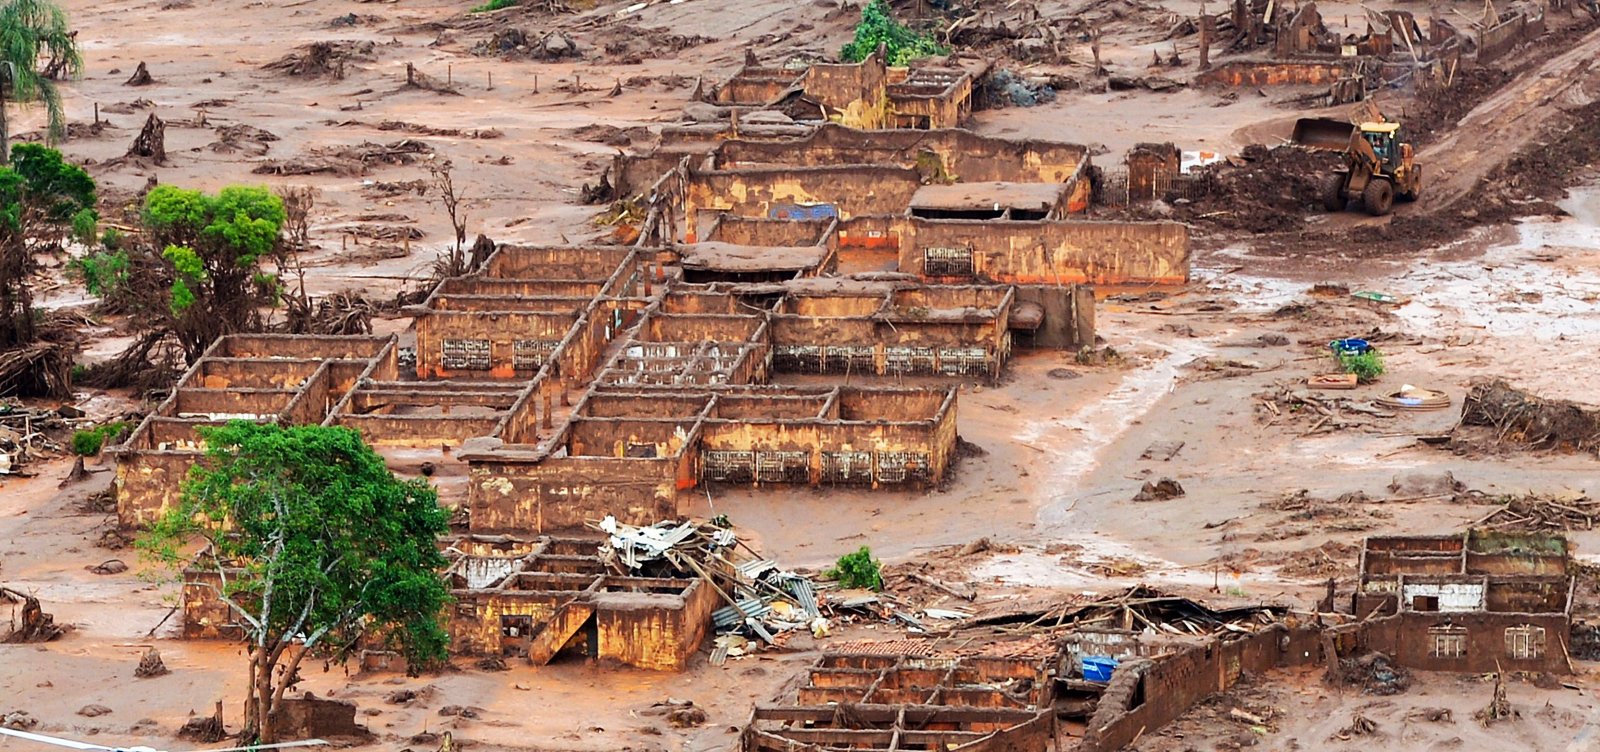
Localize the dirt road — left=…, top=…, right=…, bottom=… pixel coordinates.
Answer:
left=1417, top=23, right=1600, bottom=211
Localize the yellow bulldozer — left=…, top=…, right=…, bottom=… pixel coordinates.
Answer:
left=1291, top=105, right=1422, bottom=216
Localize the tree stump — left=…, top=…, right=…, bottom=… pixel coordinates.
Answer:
left=135, top=647, right=170, bottom=678
left=124, top=62, right=154, bottom=87
left=127, top=113, right=167, bottom=164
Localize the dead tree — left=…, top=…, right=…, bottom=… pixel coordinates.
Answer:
left=1, top=587, right=66, bottom=642
left=127, top=113, right=167, bottom=163
left=1199, top=2, right=1213, bottom=69
left=1091, top=29, right=1105, bottom=76
left=1475, top=671, right=1513, bottom=726
left=276, top=186, right=318, bottom=331
left=429, top=161, right=469, bottom=279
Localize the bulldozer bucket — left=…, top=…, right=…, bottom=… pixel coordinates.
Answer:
left=1291, top=118, right=1357, bottom=151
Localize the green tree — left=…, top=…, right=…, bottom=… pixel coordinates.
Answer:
left=0, top=142, right=93, bottom=349
left=141, top=185, right=286, bottom=359
left=840, top=0, right=947, bottom=67
left=140, top=422, right=451, bottom=744
left=0, top=0, right=83, bottom=164
left=826, top=545, right=883, bottom=591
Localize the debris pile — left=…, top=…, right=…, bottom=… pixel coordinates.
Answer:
left=1457, top=379, right=1600, bottom=454
left=331, top=119, right=502, bottom=139
left=593, top=517, right=826, bottom=653
left=968, top=585, right=1285, bottom=637
left=262, top=40, right=377, bottom=78
left=1336, top=651, right=1409, bottom=695
left=1256, top=490, right=1386, bottom=540
left=979, top=69, right=1057, bottom=108
left=1333, top=711, right=1379, bottom=739
left=253, top=139, right=434, bottom=177
left=1181, top=145, right=1344, bottom=233
left=1475, top=672, right=1515, bottom=726
left=1258, top=384, right=1397, bottom=434
left=208, top=124, right=279, bottom=156
left=473, top=28, right=581, bottom=60
left=1217, top=540, right=1360, bottom=578
left=1475, top=492, right=1600, bottom=532
left=1133, top=477, right=1185, bottom=501
left=0, top=407, right=71, bottom=476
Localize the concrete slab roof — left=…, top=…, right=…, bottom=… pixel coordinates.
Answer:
left=909, top=181, right=1067, bottom=211
left=678, top=241, right=827, bottom=272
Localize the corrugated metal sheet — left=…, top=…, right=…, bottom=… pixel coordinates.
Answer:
left=780, top=577, right=820, bottom=619
left=737, top=559, right=779, bottom=579
left=714, top=598, right=771, bottom=628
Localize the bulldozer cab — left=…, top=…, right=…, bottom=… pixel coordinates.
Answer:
left=1359, top=122, right=1402, bottom=170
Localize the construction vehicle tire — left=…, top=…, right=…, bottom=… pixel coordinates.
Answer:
left=1397, top=166, right=1422, bottom=202
left=1362, top=178, right=1394, bottom=216
left=1322, top=174, right=1347, bottom=212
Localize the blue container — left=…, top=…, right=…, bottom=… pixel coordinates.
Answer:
left=1329, top=338, right=1371, bottom=355
left=1081, top=656, right=1120, bottom=683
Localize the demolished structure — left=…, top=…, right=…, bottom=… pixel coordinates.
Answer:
left=743, top=651, right=1056, bottom=751
left=1331, top=530, right=1575, bottom=673
left=612, top=123, right=1189, bottom=290
left=1191, top=0, right=1552, bottom=104
left=442, top=534, right=718, bottom=671
left=706, top=50, right=977, bottom=131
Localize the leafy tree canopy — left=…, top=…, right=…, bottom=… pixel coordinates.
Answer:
left=141, top=422, right=451, bottom=742
left=840, top=0, right=947, bottom=67
left=0, top=143, right=93, bottom=351
left=143, top=184, right=286, bottom=267
left=0, top=142, right=95, bottom=232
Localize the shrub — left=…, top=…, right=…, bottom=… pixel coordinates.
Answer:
left=826, top=546, right=883, bottom=591
left=471, top=0, right=517, bottom=11
left=72, top=421, right=132, bottom=456
left=840, top=0, right=947, bottom=67
left=68, top=250, right=130, bottom=298
left=1336, top=349, right=1385, bottom=383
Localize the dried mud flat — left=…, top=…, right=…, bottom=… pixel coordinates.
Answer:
left=3, top=0, right=1600, bottom=751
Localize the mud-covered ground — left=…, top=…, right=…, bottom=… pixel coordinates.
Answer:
left=4, top=0, right=1600, bottom=750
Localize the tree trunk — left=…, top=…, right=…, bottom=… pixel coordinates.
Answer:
left=255, top=651, right=276, bottom=743
left=0, top=84, right=10, bottom=165
left=243, top=648, right=262, bottom=740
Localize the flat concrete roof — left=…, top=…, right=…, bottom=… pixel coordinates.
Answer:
left=679, top=241, right=827, bottom=272
left=909, top=182, right=1067, bottom=212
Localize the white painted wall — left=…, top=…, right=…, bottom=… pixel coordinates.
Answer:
left=1402, top=581, right=1484, bottom=612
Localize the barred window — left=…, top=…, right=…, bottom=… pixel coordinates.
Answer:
left=1429, top=625, right=1467, bottom=658
left=441, top=338, right=491, bottom=370
left=924, top=246, right=973, bottom=276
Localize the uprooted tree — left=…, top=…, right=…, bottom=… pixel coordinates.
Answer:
left=0, top=143, right=95, bottom=396
left=139, top=422, right=451, bottom=744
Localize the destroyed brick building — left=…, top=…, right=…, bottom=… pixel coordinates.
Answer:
left=1329, top=530, right=1575, bottom=674
left=708, top=49, right=976, bottom=130
left=743, top=650, right=1057, bottom=752
left=110, top=334, right=399, bottom=527
left=614, top=123, right=1189, bottom=289
left=442, top=535, right=718, bottom=671
left=1192, top=0, right=1546, bottom=104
